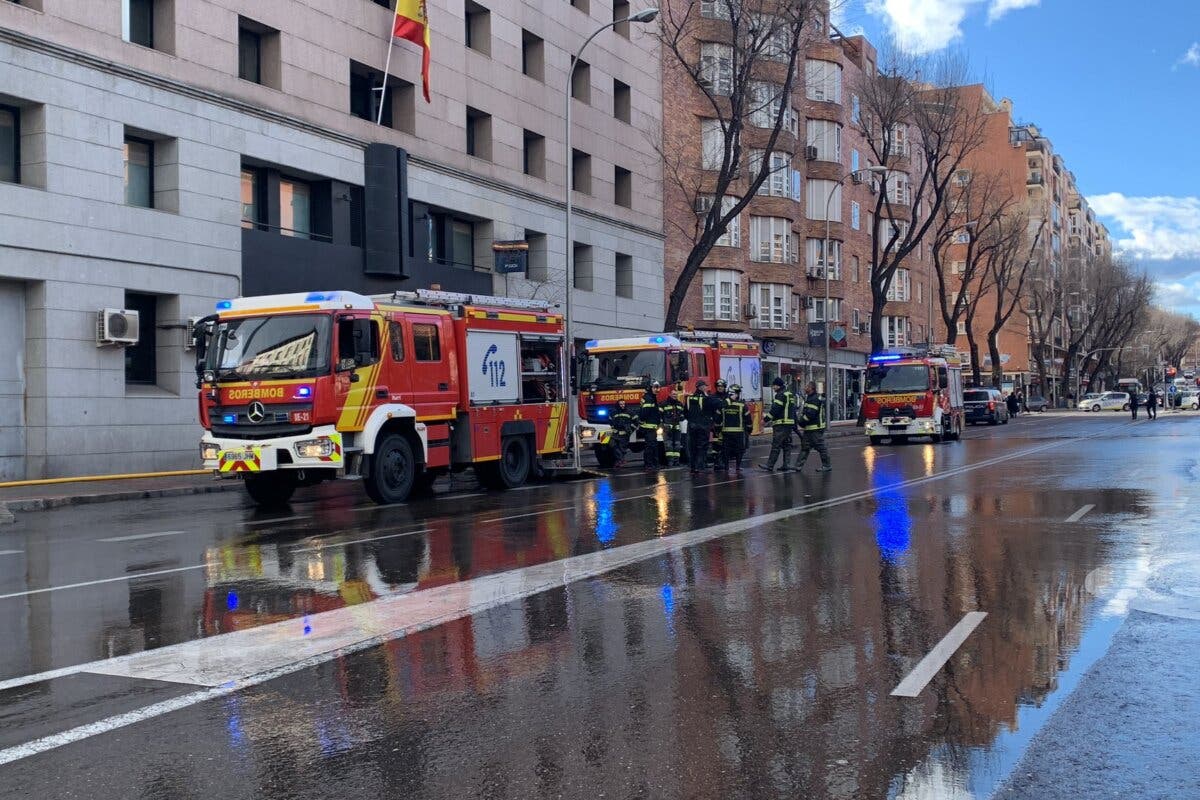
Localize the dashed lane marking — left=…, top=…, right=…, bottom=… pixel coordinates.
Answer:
left=289, top=528, right=433, bottom=554
left=0, top=564, right=207, bottom=601
left=891, top=612, right=989, bottom=698
left=1066, top=504, right=1096, bottom=522
left=97, top=531, right=186, bottom=543
left=0, top=550, right=22, bottom=557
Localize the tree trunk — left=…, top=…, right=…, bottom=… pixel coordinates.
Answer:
left=663, top=248, right=708, bottom=332
left=965, top=326, right=982, bottom=386
left=870, top=291, right=886, bottom=354
left=1033, top=339, right=1049, bottom=401
left=988, top=330, right=1003, bottom=388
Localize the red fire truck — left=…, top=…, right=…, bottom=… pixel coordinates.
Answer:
left=195, top=289, right=569, bottom=506
left=576, top=331, right=762, bottom=466
left=862, top=344, right=965, bottom=445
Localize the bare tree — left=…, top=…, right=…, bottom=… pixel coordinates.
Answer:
left=985, top=212, right=1042, bottom=388
left=1024, top=256, right=1059, bottom=398
left=1077, top=261, right=1153, bottom=392
left=658, top=0, right=818, bottom=332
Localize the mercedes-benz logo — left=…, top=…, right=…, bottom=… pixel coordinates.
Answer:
left=247, top=401, right=266, bottom=424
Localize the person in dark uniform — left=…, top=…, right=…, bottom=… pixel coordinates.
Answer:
left=660, top=388, right=685, bottom=466
left=708, top=379, right=729, bottom=470
left=721, top=384, right=752, bottom=474
left=639, top=381, right=662, bottom=470
left=609, top=398, right=635, bottom=467
left=1130, top=388, right=1140, bottom=420
left=685, top=380, right=714, bottom=475
left=760, top=377, right=796, bottom=471
left=794, top=381, right=832, bottom=472
left=1146, top=387, right=1157, bottom=420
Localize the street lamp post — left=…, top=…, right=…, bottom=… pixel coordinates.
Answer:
left=563, top=7, right=658, bottom=471
left=823, top=166, right=887, bottom=424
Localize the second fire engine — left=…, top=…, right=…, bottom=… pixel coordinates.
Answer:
left=862, top=344, right=965, bottom=445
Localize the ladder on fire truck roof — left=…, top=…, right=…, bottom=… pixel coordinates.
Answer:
left=374, top=288, right=560, bottom=312
left=676, top=330, right=757, bottom=343
left=873, top=342, right=961, bottom=360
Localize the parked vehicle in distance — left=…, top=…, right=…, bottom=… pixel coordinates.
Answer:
left=1178, top=390, right=1200, bottom=410
left=1086, top=391, right=1130, bottom=412
left=963, top=388, right=1009, bottom=426
left=1023, top=395, right=1050, bottom=413
left=1077, top=393, right=1103, bottom=410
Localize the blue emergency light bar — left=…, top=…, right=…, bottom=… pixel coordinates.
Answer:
left=294, top=385, right=312, bottom=398
left=597, top=408, right=608, bottom=417
left=870, top=353, right=904, bottom=362
left=650, top=336, right=667, bottom=344
left=585, top=340, right=598, bottom=349
left=215, top=300, right=233, bottom=310
left=304, top=292, right=339, bottom=302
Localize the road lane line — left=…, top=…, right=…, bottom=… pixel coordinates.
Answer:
left=1066, top=504, right=1096, bottom=522
left=97, top=530, right=186, bottom=543
left=437, top=492, right=485, bottom=500
left=891, top=612, right=988, bottom=698
left=240, top=515, right=309, bottom=527
left=0, top=564, right=207, bottom=601
left=290, top=528, right=433, bottom=553
left=0, top=550, right=23, bottom=557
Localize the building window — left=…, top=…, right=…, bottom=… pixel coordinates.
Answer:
left=957, top=321, right=967, bottom=336
left=573, top=242, right=593, bottom=291
left=886, top=171, right=911, bottom=205
left=571, top=0, right=590, bottom=13
left=808, top=297, right=842, bottom=323
left=750, top=216, right=791, bottom=263
left=886, top=123, right=909, bottom=157
left=525, top=229, right=548, bottom=281
left=806, top=239, right=841, bottom=278
left=749, top=150, right=788, bottom=197
left=279, top=177, right=312, bottom=239
left=0, top=105, right=18, bottom=184
left=123, top=291, right=157, bottom=385
left=571, top=149, right=591, bottom=195
left=701, top=118, right=724, bottom=170
left=410, top=201, right=476, bottom=267
left=955, top=229, right=971, bottom=244
left=883, top=316, right=909, bottom=347
left=916, top=281, right=923, bottom=303
left=123, top=135, right=154, bottom=208
left=805, top=59, right=842, bottom=103
left=702, top=269, right=740, bottom=321
left=240, top=167, right=265, bottom=229
left=465, top=106, right=492, bottom=160
left=806, top=119, right=841, bottom=162
left=853, top=308, right=862, bottom=331
left=700, top=0, right=730, bottom=20
left=523, top=130, right=545, bottom=178
left=464, top=1, right=490, bottom=55
left=851, top=201, right=860, bottom=230
left=749, top=82, right=794, bottom=131
left=885, top=268, right=911, bottom=302
left=879, top=219, right=909, bottom=243
left=613, top=0, right=630, bottom=37
left=952, top=259, right=965, bottom=274
left=614, top=165, right=632, bottom=208
left=615, top=252, right=633, bottom=298
left=851, top=149, right=860, bottom=172
left=806, top=180, right=842, bottom=222
left=522, top=30, right=544, bottom=80
left=751, top=283, right=789, bottom=329
left=123, top=0, right=154, bottom=47
left=851, top=94, right=860, bottom=124
left=613, top=79, right=631, bottom=123
left=571, top=59, right=591, bottom=103
left=413, top=323, right=441, bottom=361
left=851, top=255, right=860, bottom=283
left=238, top=23, right=260, bottom=82
left=700, top=43, right=733, bottom=96
left=697, top=194, right=741, bottom=248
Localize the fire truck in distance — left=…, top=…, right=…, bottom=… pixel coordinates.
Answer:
left=194, top=289, right=569, bottom=507
left=577, top=331, right=763, bottom=466
left=862, top=344, right=965, bottom=445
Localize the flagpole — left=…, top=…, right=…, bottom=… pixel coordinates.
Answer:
left=376, top=30, right=396, bottom=126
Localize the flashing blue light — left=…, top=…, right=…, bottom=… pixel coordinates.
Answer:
left=222, top=414, right=236, bottom=424
left=597, top=408, right=608, bottom=417
left=215, top=300, right=233, bottom=310
left=585, top=340, right=599, bottom=349
left=650, top=336, right=667, bottom=344
left=226, top=591, right=239, bottom=611
left=870, top=354, right=904, bottom=362
left=304, top=291, right=339, bottom=302
left=294, top=385, right=312, bottom=398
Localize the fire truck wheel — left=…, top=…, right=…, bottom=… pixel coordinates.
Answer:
left=365, top=433, right=416, bottom=505
left=594, top=445, right=618, bottom=469
left=496, top=436, right=532, bottom=489
left=244, top=472, right=297, bottom=507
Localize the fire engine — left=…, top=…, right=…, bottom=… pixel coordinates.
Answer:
left=195, top=289, right=569, bottom=507
left=576, top=331, right=762, bottom=466
left=862, top=344, right=965, bottom=445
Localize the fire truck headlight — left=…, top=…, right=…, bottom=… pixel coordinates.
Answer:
left=200, top=442, right=220, bottom=461
left=580, top=427, right=597, bottom=441
left=295, top=438, right=335, bottom=458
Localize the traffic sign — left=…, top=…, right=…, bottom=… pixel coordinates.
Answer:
left=1169, top=384, right=1178, bottom=395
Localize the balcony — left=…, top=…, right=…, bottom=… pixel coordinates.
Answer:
left=1027, top=173, right=1044, bottom=186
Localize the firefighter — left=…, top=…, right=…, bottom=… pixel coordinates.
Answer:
left=794, top=381, right=832, bottom=472
left=609, top=398, right=636, bottom=468
left=686, top=380, right=714, bottom=475
left=639, top=381, right=662, bottom=470
left=721, top=384, right=752, bottom=475
left=760, top=377, right=797, bottom=471
left=660, top=387, right=685, bottom=466
left=708, top=379, right=729, bottom=470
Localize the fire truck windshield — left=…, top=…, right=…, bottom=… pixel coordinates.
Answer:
left=582, top=349, right=667, bottom=389
left=207, top=313, right=332, bottom=381
left=866, top=364, right=930, bottom=393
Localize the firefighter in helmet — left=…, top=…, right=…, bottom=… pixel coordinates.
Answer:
left=660, top=384, right=686, bottom=467
left=708, top=379, right=729, bottom=470
left=760, top=377, right=797, bottom=471
left=720, top=384, right=752, bottom=474
left=639, top=381, right=662, bottom=470
left=609, top=398, right=636, bottom=468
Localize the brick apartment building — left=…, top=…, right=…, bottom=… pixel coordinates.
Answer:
left=660, top=4, right=938, bottom=420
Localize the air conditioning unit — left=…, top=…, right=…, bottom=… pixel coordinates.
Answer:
left=805, top=145, right=818, bottom=161
left=809, top=266, right=825, bottom=279
left=184, top=316, right=205, bottom=351
left=96, top=308, right=140, bottom=346
left=851, top=173, right=863, bottom=184
left=743, top=303, right=758, bottom=319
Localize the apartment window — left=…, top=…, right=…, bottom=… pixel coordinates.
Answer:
left=805, top=60, right=842, bottom=103
left=572, top=59, right=591, bottom=103
left=852, top=308, right=862, bottom=331
left=885, top=268, right=911, bottom=302
left=808, top=297, right=842, bottom=323
left=749, top=82, right=793, bottom=130
left=524, top=230, right=548, bottom=281
left=696, top=195, right=741, bottom=248
left=806, top=180, right=842, bottom=222
left=614, top=165, right=632, bottom=208
left=955, top=230, right=971, bottom=244
left=749, top=150, right=788, bottom=197
left=0, top=105, right=18, bottom=184
left=466, top=106, right=492, bottom=160
left=957, top=321, right=967, bottom=336
left=952, top=259, right=965, bottom=274
left=851, top=255, right=860, bottom=283
left=123, top=291, right=158, bottom=385
left=411, top=201, right=475, bottom=267
left=464, top=1, right=490, bottom=55
left=806, top=239, right=841, bottom=278
left=954, top=169, right=972, bottom=186
left=240, top=167, right=266, bottom=229
left=123, top=135, right=154, bottom=208
left=879, top=219, right=909, bottom=243
left=700, top=43, right=733, bottom=96
left=886, top=171, right=910, bottom=205
left=751, top=14, right=789, bottom=61
left=278, top=177, right=312, bottom=238
left=238, top=24, right=261, bottom=83
left=751, top=283, right=789, bottom=329
left=750, top=216, right=791, bottom=263
left=571, top=149, right=591, bottom=195
left=573, top=242, right=593, bottom=291
left=851, top=201, right=860, bottom=230
left=851, top=94, right=860, bottom=124
left=701, top=118, right=724, bottom=170
left=613, top=79, right=631, bottom=123
left=883, top=316, right=909, bottom=347
left=523, top=130, right=545, bottom=178
left=806, top=119, right=841, bottom=162
left=700, top=0, right=730, bottom=20
left=613, top=1, right=630, bottom=37
left=615, top=252, right=633, bottom=298
left=521, top=30, right=544, bottom=80
left=702, top=269, right=740, bottom=321
left=887, top=124, right=909, bottom=157
left=917, top=282, right=923, bottom=303
left=123, top=0, right=154, bottom=47
left=851, top=149, right=860, bottom=172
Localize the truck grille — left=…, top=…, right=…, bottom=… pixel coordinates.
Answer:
left=210, top=403, right=314, bottom=440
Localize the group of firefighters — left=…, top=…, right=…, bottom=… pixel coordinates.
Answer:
left=605, top=377, right=832, bottom=476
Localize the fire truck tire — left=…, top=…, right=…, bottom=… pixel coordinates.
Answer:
left=244, top=473, right=297, bottom=507
left=495, top=436, right=532, bottom=489
left=949, top=420, right=962, bottom=441
left=365, top=433, right=416, bottom=505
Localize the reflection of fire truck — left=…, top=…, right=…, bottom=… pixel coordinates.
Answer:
left=196, top=290, right=569, bottom=506
left=577, top=332, right=762, bottom=467
left=862, top=344, right=965, bottom=445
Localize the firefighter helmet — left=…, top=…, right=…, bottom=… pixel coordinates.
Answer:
left=716, top=379, right=727, bottom=389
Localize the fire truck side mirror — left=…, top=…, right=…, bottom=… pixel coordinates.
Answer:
left=672, top=351, right=690, bottom=382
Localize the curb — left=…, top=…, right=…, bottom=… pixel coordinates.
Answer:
left=2, top=481, right=243, bottom=514
left=0, top=503, right=13, bottom=525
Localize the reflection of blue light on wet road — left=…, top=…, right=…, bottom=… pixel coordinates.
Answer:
left=226, top=591, right=239, bottom=611
left=225, top=696, right=245, bottom=751
left=661, top=584, right=676, bottom=638
left=594, top=481, right=619, bottom=545
left=873, top=460, right=912, bottom=563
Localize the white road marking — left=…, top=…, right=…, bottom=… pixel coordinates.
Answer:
left=1066, top=504, right=1096, bottom=523
left=290, top=528, right=433, bottom=554
left=97, top=530, right=186, bottom=543
left=0, top=550, right=23, bottom=557
left=437, top=492, right=485, bottom=500
left=891, top=612, right=988, bottom=698
left=240, top=515, right=309, bottom=527
left=0, top=564, right=207, bottom=601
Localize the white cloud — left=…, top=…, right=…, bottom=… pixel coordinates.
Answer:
left=865, top=0, right=1039, bottom=54
left=1154, top=280, right=1200, bottom=311
left=1089, top=192, right=1200, bottom=265
left=987, top=0, right=1040, bottom=23
left=1178, top=43, right=1200, bottom=68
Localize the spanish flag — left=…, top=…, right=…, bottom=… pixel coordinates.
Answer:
left=393, top=0, right=431, bottom=102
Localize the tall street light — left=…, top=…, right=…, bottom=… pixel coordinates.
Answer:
left=563, top=7, right=658, bottom=471
left=823, top=165, right=887, bottom=424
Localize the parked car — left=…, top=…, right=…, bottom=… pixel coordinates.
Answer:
left=964, top=388, right=1009, bottom=425
left=1077, top=393, right=1103, bottom=410
left=1085, top=391, right=1130, bottom=412
left=1178, top=390, right=1200, bottom=410
left=1023, top=395, right=1050, bottom=412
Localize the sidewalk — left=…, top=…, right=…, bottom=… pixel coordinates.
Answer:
left=0, top=473, right=240, bottom=518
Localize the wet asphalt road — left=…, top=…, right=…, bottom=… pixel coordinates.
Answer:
left=0, top=413, right=1197, bottom=799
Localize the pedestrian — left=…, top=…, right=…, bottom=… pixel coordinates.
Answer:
left=609, top=398, right=635, bottom=467
left=639, top=382, right=661, bottom=470
left=1006, top=391, right=1019, bottom=417
left=708, top=379, right=729, bottom=470
left=760, top=377, right=796, bottom=471
left=660, top=388, right=685, bottom=466
left=1129, top=388, right=1140, bottom=420
left=721, top=384, right=751, bottom=474
left=685, top=380, right=714, bottom=475
left=794, top=381, right=832, bottom=473
left=1145, top=388, right=1157, bottom=420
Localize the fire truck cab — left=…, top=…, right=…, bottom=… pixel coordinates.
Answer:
left=195, top=289, right=569, bottom=506
left=577, top=331, right=762, bottom=467
left=862, top=344, right=965, bottom=445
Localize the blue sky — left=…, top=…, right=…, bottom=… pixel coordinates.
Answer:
left=832, top=0, right=1200, bottom=316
